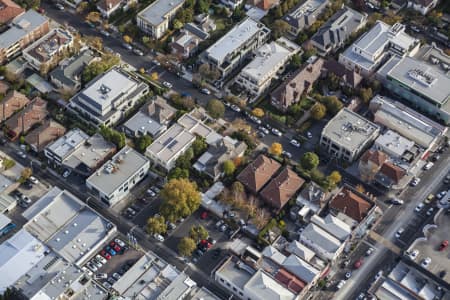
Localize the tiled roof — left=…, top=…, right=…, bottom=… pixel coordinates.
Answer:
left=360, top=150, right=387, bottom=166
left=379, top=162, right=405, bottom=184
left=0, top=90, right=30, bottom=122
left=0, top=0, right=24, bottom=24
left=274, top=268, right=306, bottom=294
left=329, top=188, right=372, bottom=222
left=24, top=120, right=66, bottom=151
left=323, top=59, right=363, bottom=88
left=237, top=154, right=281, bottom=193
left=260, top=168, right=305, bottom=209
left=5, top=97, right=48, bottom=138
left=0, top=81, right=9, bottom=94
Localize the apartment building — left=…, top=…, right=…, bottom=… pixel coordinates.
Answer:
left=235, top=38, right=300, bottom=99
left=407, top=0, right=438, bottom=15
left=136, top=0, right=185, bottom=39
left=0, top=10, right=49, bottom=64
left=282, top=0, right=329, bottom=36
left=202, top=17, right=270, bottom=79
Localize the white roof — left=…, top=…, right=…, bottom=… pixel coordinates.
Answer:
left=310, top=214, right=352, bottom=241
left=281, top=254, right=320, bottom=283
left=0, top=213, right=11, bottom=229
left=244, top=270, right=296, bottom=300
left=46, top=128, right=89, bottom=159
left=262, top=246, right=286, bottom=265
left=301, top=223, right=342, bottom=256
left=285, top=240, right=315, bottom=262
left=374, top=130, right=415, bottom=157
left=0, top=229, right=47, bottom=293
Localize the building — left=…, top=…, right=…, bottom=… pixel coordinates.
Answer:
left=260, top=168, right=305, bottom=210
left=235, top=38, right=300, bottom=99
left=310, top=6, right=367, bottom=55
left=374, top=130, right=415, bottom=159
left=220, top=0, right=244, bottom=9
left=24, top=119, right=66, bottom=152
left=358, top=149, right=388, bottom=182
left=136, top=0, right=185, bottom=39
left=202, top=17, right=270, bottom=79
left=193, top=136, right=247, bottom=181
left=69, top=68, right=149, bottom=127
left=376, top=54, right=450, bottom=125
left=176, top=108, right=222, bottom=145
left=271, top=57, right=324, bottom=111
left=49, top=50, right=95, bottom=91
left=329, top=187, right=373, bottom=223
left=0, top=0, right=24, bottom=24
left=23, top=187, right=117, bottom=265
left=237, top=154, right=281, bottom=194
left=0, top=90, right=30, bottom=122
left=122, top=96, right=176, bottom=138
left=322, top=59, right=363, bottom=89
left=0, top=9, right=49, bottom=64
left=295, top=182, right=328, bottom=213
left=282, top=0, right=329, bottom=36
left=407, top=0, right=438, bottom=15
left=22, top=28, right=73, bottom=71
left=171, top=23, right=210, bottom=59
left=299, top=223, right=344, bottom=261
left=375, top=161, right=406, bottom=189
left=0, top=229, right=48, bottom=293
left=339, top=21, right=419, bottom=77
left=97, top=0, right=122, bottom=18
left=0, top=81, right=8, bottom=95
left=5, top=97, right=48, bottom=141
left=44, top=128, right=116, bottom=176
left=320, top=108, right=380, bottom=162
left=86, top=146, right=149, bottom=206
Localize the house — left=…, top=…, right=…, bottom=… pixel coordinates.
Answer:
left=136, top=0, right=185, bottom=39
left=49, top=50, right=95, bottom=91
left=322, top=59, right=363, bottom=89
left=0, top=90, right=30, bottom=122
left=295, top=182, right=328, bottom=213
left=22, top=28, right=73, bottom=71
left=122, top=96, right=176, bottom=138
left=299, top=223, right=345, bottom=261
left=274, top=269, right=306, bottom=295
left=0, top=0, right=24, bottom=24
left=375, top=161, right=406, bottom=188
left=281, top=254, right=320, bottom=285
left=0, top=10, right=49, bottom=64
left=320, top=108, right=380, bottom=162
left=235, top=38, right=300, bottom=99
left=202, top=17, right=270, bottom=79
left=271, top=57, right=324, bottom=111
left=407, top=0, right=438, bottom=15
left=44, top=128, right=116, bottom=176
left=0, top=81, right=9, bottom=95
left=177, top=108, right=222, bottom=145
left=97, top=0, right=122, bottom=18
left=310, top=6, right=367, bottom=56
left=171, top=23, right=210, bottom=59
left=5, top=97, right=48, bottom=141
left=237, top=154, right=281, bottom=194
left=376, top=53, right=450, bottom=125
left=329, top=186, right=373, bottom=223
left=358, top=149, right=388, bottom=182
left=193, top=136, right=247, bottom=181
left=69, top=67, right=149, bottom=127
left=282, top=0, right=329, bottom=36
left=260, top=168, right=305, bottom=210
left=24, top=120, right=66, bottom=152
left=220, top=0, right=244, bottom=10
left=339, top=21, right=419, bottom=77
left=310, top=214, right=352, bottom=242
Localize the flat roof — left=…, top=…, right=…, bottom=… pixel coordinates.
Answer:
left=205, top=18, right=266, bottom=63
left=0, top=229, right=47, bottom=293
left=190, top=287, right=221, bottom=300
left=374, top=130, right=415, bottom=157
left=137, top=0, right=185, bottom=26
left=46, top=128, right=90, bottom=159
left=157, top=272, right=196, bottom=299
left=216, top=258, right=253, bottom=290
left=284, top=0, right=328, bottom=20
left=177, top=109, right=222, bottom=145
left=123, top=111, right=164, bottom=137
left=23, top=28, right=72, bottom=63
left=87, top=146, right=149, bottom=196
left=310, top=214, right=352, bottom=242
left=322, top=108, right=379, bottom=150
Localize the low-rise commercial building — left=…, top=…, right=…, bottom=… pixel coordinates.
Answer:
left=86, top=146, right=149, bottom=206
left=282, top=0, right=329, bottom=36
left=339, top=21, right=419, bottom=76
left=136, top=0, right=185, bottom=39
left=299, top=223, right=344, bottom=262
left=235, top=38, right=300, bottom=99
left=69, top=68, right=149, bottom=127
left=320, top=108, right=380, bottom=162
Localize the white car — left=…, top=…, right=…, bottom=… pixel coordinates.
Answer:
left=282, top=151, right=292, bottom=159
left=147, top=189, right=156, bottom=197
left=336, top=280, right=346, bottom=290
left=258, top=126, right=269, bottom=135
left=410, top=177, right=420, bottom=186
left=390, top=197, right=404, bottom=205
left=56, top=3, right=64, bottom=10
left=82, top=267, right=93, bottom=277
left=395, top=228, right=404, bottom=239
left=29, top=176, right=39, bottom=184
left=201, top=88, right=211, bottom=95
left=95, top=255, right=107, bottom=265
left=112, top=272, right=121, bottom=280
left=133, top=49, right=144, bottom=56
left=17, top=151, right=26, bottom=159
left=426, top=207, right=434, bottom=216
left=306, top=131, right=312, bottom=139
left=100, top=30, right=110, bottom=37
left=115, top=238, right=126, bottom=247
left=162, top=81, right=172, bottom=89
left=290, top=139, right=300, bottom=147
left=409, top=249, right=419, bottom=260
left=436, top=191, right=447, bottom=199
left=271, top=128, right=282, bottom=137
left=230, top=105, right=241, bottom=112
left=421, top=257, right=431, bottom=268
left=375, top=270, right=383, bottom=280
left=415, top=203, right=424, bottom=212
left=423, top=162, right=434, bottom=170
left=365, top=247, right=374, bottom=256
left=91, top=259, right=102, bottom=268
left=154, top=234, right=164, bottom=242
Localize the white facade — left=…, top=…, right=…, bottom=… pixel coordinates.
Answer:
left=407, top=0, right=438, bottom=15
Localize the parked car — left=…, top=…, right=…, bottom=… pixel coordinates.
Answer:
left=290, top=139, right=300, bottom=147
left=154, top=234, right=164, bottom=242
left=122, top=43, right=133, bottom=50
left=336, top=280, right=346, bottom=290
left=426, top=207, right=434, bottom=216
left=133, top=49, right=144, bottom=56
left=82, top=267, right=93, bottom=277
left=424, top=194, right=434, bottom=204
left=395, top=228, right=404, bottom=239
left=390, top=197, right=404, bottom=205
left=91, top=259, right=102, bottom=268
left=374, top=270, right=383, bottom=280
left=415, top=203, right=424, bottom=213
left=95, top=255, right=107, bottom=264
left=103, top=282, right=112, bottom=290
left=409, top=249, right=419, bottom=260
left=86, top=262, right=97, bottom=272
left=345, top=272, right=352, bottom=279
left=215, top=220, right=224, bottom=228
left=423, top=162, right=434, bottom=170
left=421, top=257, right=431, bottom=268
left=219, top=224, right=228, bottom=232
left=230, top=105, right=241, bottom=112
left=112, top=272, right=121, bottom=280
left=21, top=195, right=32, bottom=205
left=105, top=246, right=116, bottom=256
left=444, top=174, right=450, bottom=184
left=162, top=81, right=173, bottom=89
left=115, top=238, right=126, bottom=247
left=410, top=177, right=420, bottom=187
left=354, top=258, right=363, bottom=269
left=94, top=273, right=107, bottom=280
left=17, top=151, right=26, bottom=159
left=271, top=128, right=282, bottom=136
left=282, top=151, right=292, bottom=159
left=200, top=88, right=211, bottom=95
left=200, top=211, right=208, bottom=219
left=63, top=170, right=71, bottom=178
left=439, top=240, right=449, bottom=251
left=56, top=3, right=64, bottom=10
left=100, top=30, right=110, bottom=37
left=436, top=190, right=447, bottom=199
left=258, top=126, right=269, bottom=135
left=365, top=247, right=374, bottom=256
left=306, top=131, right=313, bottom=139
left=100, top=250, right=112, bottom=260
left=29, top=176, right=39, bottom=184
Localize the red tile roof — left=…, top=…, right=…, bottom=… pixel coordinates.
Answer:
left=24, top=120, right=66, bottom=151
left=5, top=97, right=48, bottom=140
left=275, top=268, right=306, bottom=294
left=329, top=188, right=372, bottom=222
left=379, top=162, right=406, bottom=184
left=0, top=90, right=30, bottom=122
left=360, top=150, right=387, bottom=166
left=0, top=81, right=9, bottom=94
left=237, top=154, right=281, bottom=193
left=0, top=0, right=24, bottom=24
left=260, top=168, right=305, bottom=209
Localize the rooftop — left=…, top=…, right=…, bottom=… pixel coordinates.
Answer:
left=244, top=269, right=296, bottom=300
left=283, top=0, right=328, bottom=25
left=189, top=287, right=221, bottom=300
left=281, top=254, right=319, bottom=284
left=329, top=187, right=373, bottom=222
left=137, top=0, right=185, bottom=26
left=177, top=108, right=221, bottom=145
left=49, top=50, right=95, bottom=89
left=374, top=130, right=415, bottom=157
left=0, top=0, right=24, bottom=24
left=0, top=90, right=30, bottom=121
left=24, top=120, right=66, bottom=151
left=216, top=257, right=254, bottom=290
left=237, top=154, right=281, bottom=193
left=300, top=223, right=342, bottom=257
left=23, top=28, right=72, bottom=63
left=321, top=108, right=380, bottom=150
left=46, top=128, right=90, bottom=160
left=310, top=214, right=352, bottom=241
left=157, top=272, right=196, bottom=299
left=86, top=146, right=149, bottom=196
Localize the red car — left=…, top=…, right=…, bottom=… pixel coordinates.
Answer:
left=100, top=250, right=112, bottom=260
left=354, top=258, right=363, bottom=269
left=439, top=240, right=449, bottom=251
left=110, top=241, right=121, bottom=252
left=200, top=211, right=208, bottom=219
left=200, top=239, right=212, bottom=249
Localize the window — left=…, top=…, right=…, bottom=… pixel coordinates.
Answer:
left=226, top=283, right=231, bottom=287
left=233, top=287, right=237, bottom=292
left=239, top=292, right=243, bottom=296
left=220, top=278, right=224, bottom=283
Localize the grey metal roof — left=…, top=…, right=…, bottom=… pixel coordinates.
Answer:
left=46, top=128, right=89, bottom=160
left=185, top=23, right=209, bottom=40
left=49, top=50, right=94, bottom=89
left=122, top=111, right=165, bottom=137
left=137, top=0, right=185, bottom=26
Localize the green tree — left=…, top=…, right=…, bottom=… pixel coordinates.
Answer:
left=146, top=215, right=167, bottom=234
left=19, top=167, right=32, bottom=183
left=173, top=19, right=184, bottom=30
left=136, top=135, right=153, bottom=153
left=192, top=137, right=207, bottom=157
left=322, top=96, right=343, bottom=115
left=175, top=148, right=194, bottom=169
left=327, top=170, right=342, bottom=185
left=189, top=225, right=209, bottom=242
left=272, top=20, right=290, bottom=38
left=290, top=54, right=302, bottom=68
left=359, top=87, right=373, bottom=104
left=300, top=152, right=320, bottom=171
left=160, top=178, right=201, bottom=222
left=82, top=54, right=120, bottom=83
left=196, top=0, right=211, bottom=13
left=274, top=5, right=283, bottom=18
left=168, top=167, right=189, bottom=180
left=223, top=160, right=236, bottom=176
left=310, top=102, right=327, bottom=120
left=178, top=237, right=196, bottom=256
left=231, top=181, right=244, bottom=194
left=206, top=99, right=225, bottom=119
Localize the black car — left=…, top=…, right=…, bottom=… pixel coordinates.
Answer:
left=22, top=181, right=33, bottom=189
left=11, top=190, right=23, bottom=200
left=130, top=205, right=141, bottom=213
left=194, top=249, right=204, bottom=257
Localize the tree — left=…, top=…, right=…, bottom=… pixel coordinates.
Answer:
left=82, top=54, right=120, bottom=83
left=160, top=178, right=201, bottom=222
left=146, top=215, right=167, bottom=234
left=206, top=99, right=225, bottom=119
left=231, top=181, right=244, bottom=194
left=136, top=135, right=152, bottom=153
left=123, top=35, right=133, bottom=44
left=139, top=68, right=145, bottom=74
left=189, top=225, right=209, bottom=242
left=300, top=152, right=319, bottom=171
left=274, top=5, right=283, bottom=18
left=86, top=12, right=100, bottom=24
left=150, top=72, right=159, bottom=81
left=253, top=208, right=270, bottom=229
left=99, top=125, right=126, bottom=149
left=322, top=96, right=343, bottom=115
left=272, top=20, right=290, bottom=38
left=252, top=108, right=264, bottom=118
left=84, top=36, right=103, bottom=51
left=178, top=237, right=196, bottom=257
left=359, top=87, right=373, bottom=103
left=223, top=160, right=236, bottom=176
left=142, top=36, right=150, bottom=44
left=290, top=54, right=302, bottom=67
left=19, top=167, right=32, bottom=183
left=356, top=184, right=365, bottom=193
left=76, top=1, right=88, bottom=13
left=310, top=102, right=327, bottom=120
left=270, top=142, right=283, bottom=156
left=328, top=170, right=342, bottom=185
left=192, top=137, right=207, bottom=157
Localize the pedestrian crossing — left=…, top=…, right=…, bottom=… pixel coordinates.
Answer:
left=368, top=231, right=401, bottom=255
